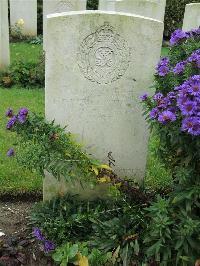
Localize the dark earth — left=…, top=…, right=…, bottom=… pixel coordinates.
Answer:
left=0, top=200, right=54, bottom=266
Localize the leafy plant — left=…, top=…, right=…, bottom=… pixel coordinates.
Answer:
left=5, top=109, right=104, bottom=181
left=0, top=53, right=45, bottom=88
left=10, top=19, right=25, bottom=42
left=141, top=28, right=200, bottom=265
left=52, top=242, right=112, bottom=266
left=30, top=192, right=146, bottom=265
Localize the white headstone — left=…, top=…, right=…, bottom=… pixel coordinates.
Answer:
left=182, top=3, right=200, bottom=31
left=99, top=0, right=166, bottom=22
left=45, top=11, right=163, bottom=181
left=0, top=0, right=10, bottom=69
left=99, top=0, right=120, bottom=11
left=43, top=0, right=87, bottom=49
left=10, top=0, right=37, bottom=36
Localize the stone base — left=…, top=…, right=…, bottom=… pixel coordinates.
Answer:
left=43, top=171, right=111, bottom=201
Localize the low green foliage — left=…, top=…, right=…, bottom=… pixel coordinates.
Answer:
left=0, top=88, right=43, bottom=195
left=0, top=42, right=44, bottom=88
left=10, top=111, right=103, bottom=181
left=141, top=29, right=200, bottom=265
left=10, top=42, right=42, bottom=64
left=52, top=242, right=112, bottom=266
left=0, top=55, right=44, bottom=88
left=31, top=193, right=147, bottom=265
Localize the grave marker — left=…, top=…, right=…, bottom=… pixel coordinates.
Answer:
left=10, top=0, right=37, bottom=36
left=182, top=3, right=200, bottom=31
left=99, top=0, right=166, bottom=21
left=43, top=0, right=87, bottom=49
left=0, top=0, right=10, bottom=69
left=45, top=11, right=163, bottom=180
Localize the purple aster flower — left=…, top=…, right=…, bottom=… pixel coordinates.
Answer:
left=156, top=57, right=170, bottom=77
left=181, top=116, right=200, bottom=136
left=153, top=92, right=163, bottom=101
left=177, top=94, right=188, bottom=107
left=157, top=97, right=171, bottom=109
left=188, top=49, right=200, bottom=68
left=173, top=61, right=187, bottom=74
left=44, top=240, right=55, bottom=253
left=170, top=29, right=187, bottom=46
left=157, top=65, right=170, bottom=76
left=150, top=107, right=159, bottom=119
left=7, top=148, right=15, bottom=157
left=140, top=93, right=148, bottom=101
left=6, top=116, right=17, bottom=130
left=18, top=107, right=28, bottom=116
left=33, top=228, right=45, bottom=241
left=179, top=100, right=197, bottom=116
left=158, top=110, right=176, bottom=124
left=17, top=107, right=29, bottom=124
left=186, top=27, right=200, bottom=38
left=167, top=91, right=177, bottom=100
left=188, top=78, right=200, bottom=96
left=18, top=114, right=27, bottom=124
left=5, top=108, right=14, bottom=118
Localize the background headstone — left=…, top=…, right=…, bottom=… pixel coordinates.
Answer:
left=182, top=3, right=200, bottom=31
left=10, top=0, right=37, bottom=36
left=99, top=0, right=166, bottom=22
left=45, top=11, right=163, bottom=197
left=0, top=0, right=10, bottom=69
left=98, top=0, right=120, bottom=11
left=43, top=0, right=87, bottom=49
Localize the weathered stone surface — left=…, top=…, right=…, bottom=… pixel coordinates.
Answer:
left=0, top=0, right=10, bottom=69
left=10, top=0, right=37, bottom=36
left=182, top=3, right=200, bottom=31
left=43, top=0, right=87, bottom=49
left=99, top=0, right=166, bottom=21
left=45, top=11, right=163, bottom=192
left=98, top=0, right=119, bottom=11
left=43, top=171, right=110, bottom=201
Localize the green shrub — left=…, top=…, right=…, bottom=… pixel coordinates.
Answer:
left=141, top=28, right=200, bottom=265
left=0, top=53, right=44, bottom=88
left=52, top=242, right=112, bottom=266
left=37, top=0, right=43, bottom=35
left=31, top=193, right=146, bottom=265
left=87, top=0, right=99, bottom=10
left=164, top=0, right=200, bottom=38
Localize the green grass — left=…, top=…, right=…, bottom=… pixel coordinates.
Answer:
left=161, top=47, right=170, bottom=57
left=0, top=43, right=172, bottom=195
left=10, top=42, right=42, bottom=64
left=0, top=87, right=44, bottom=194
left=0, top=42, right=44, bottom=195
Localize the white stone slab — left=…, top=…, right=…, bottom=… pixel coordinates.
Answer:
left=99, top=0, right=166, bottom=21
left=99, top=0, right=121, bottom=11
left=0, top=0, right=10, bottom=69
left=43, top=0, right=87, bottom=49
left=182, top=3, right=200, bottom=31
left=45, top=11, right=163, bottom=181
left=10, top=0, right=37, bottom=36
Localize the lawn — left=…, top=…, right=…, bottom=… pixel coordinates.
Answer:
left=0, top=43, right=44, bottom=196
left=0, top=43, right=171, bottom=196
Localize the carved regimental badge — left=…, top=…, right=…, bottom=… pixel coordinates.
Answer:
left=77, top=22, right=130, bottom=85
left=55, top=0, right=74, bottom=12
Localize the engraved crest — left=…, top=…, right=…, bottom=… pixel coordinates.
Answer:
left=77, top=22, right=130, bottom=85
left=55, top=0, right=74, bottom=12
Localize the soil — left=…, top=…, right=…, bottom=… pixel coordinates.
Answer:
left=0, top=200, right=55, bottom=266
